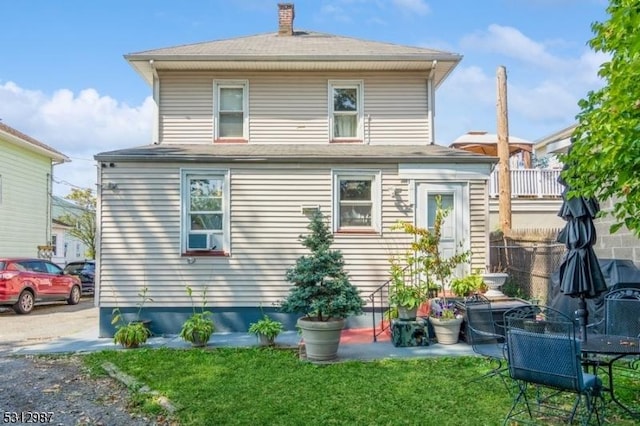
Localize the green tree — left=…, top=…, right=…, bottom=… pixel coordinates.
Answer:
left=59, top=188, right=96, bottom=258
left=280, top=210, right=364, bottom=321
left=562, top=0, right=640, bottom=236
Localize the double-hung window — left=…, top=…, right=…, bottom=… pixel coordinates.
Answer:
left=182, top=170, right=229, bottom=254
left=333, top=170, right=380, bottom=233
left=329, top=80, right=363, bottom=141
left=214, top=80, right=248, bottom=140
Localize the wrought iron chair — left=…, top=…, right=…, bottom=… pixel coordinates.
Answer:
left=503, top=305, right=604, bottom=425
left=464, top=294, right=509, bottom=388
left=586, top=288, right=640, bottom=416
left=603, top=288, right=640, bottom=337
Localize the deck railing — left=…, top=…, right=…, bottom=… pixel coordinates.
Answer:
left=489, top=169, right=562, bottom=198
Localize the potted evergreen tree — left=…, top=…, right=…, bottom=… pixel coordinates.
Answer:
left=280, top=210, right=365, bottom=362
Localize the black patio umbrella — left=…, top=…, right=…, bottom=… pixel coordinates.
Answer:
left=557, top=171, right=607, bottom=341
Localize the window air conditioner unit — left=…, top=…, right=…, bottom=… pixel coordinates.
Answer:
left=188, top=234, right=215, bottom=251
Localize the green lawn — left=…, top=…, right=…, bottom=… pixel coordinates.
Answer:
left=83, top=348, right=638, bottom=426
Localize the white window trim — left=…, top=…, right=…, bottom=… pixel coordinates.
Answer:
left=332, top=169, right=381, bottom=233
left=180, top=168, right=231, bottom=254
left=328, top=80, right=364, bottom=141
left=213, top=80, right=249, bottom=140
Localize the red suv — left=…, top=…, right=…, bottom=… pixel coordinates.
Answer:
left=0, top=258, right=82, bottom=314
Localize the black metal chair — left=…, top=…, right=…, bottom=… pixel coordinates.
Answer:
left=603, top=288, right=640, bottom=337
left=503, top=305, right=605, bottom=425
left=586, top=288, right=640, bottom=416
left=464, top=294, right=509, bottom=388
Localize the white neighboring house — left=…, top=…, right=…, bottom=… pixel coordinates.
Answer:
left=450, top=131, right=565, bottom=231
left=51, top=196, right=91, bottom=266
left=94, top=4, right=499, bottom=335
left=533, top=124, right=576, bottom=169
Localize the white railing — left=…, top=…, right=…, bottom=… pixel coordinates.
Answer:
left=489, top=169, right=562, bottom=198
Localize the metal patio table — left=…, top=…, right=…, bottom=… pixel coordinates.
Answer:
left=581, top=334, right=640, bottom=419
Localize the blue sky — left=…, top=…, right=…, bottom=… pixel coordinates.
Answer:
left=0, top=0, right=608, bottom=196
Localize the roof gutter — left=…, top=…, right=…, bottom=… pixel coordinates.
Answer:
left=94, top=152, right=497, bottom=165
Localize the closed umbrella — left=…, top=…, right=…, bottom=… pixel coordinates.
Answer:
left=557, top=171, right=607, bottom=341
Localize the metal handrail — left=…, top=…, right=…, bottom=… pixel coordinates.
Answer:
left=369, top=263, right=418, bottom=342
left=369, top=276, right=392, bottom=342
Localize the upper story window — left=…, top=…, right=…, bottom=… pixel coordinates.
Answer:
left=181, top=169, right=230, bottom=255
left=214, top=80, right=248, bottom=141
left=329, top=80, right=363, bottom=141
left=333, top=170, right=380, bottom=233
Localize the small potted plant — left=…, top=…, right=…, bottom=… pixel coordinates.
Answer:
left=450, top=272, right=486, bottom=298
left=248, top=314, right=284, bottom=346
left=112, top=286, right=152, bottom=348
left=179, top=286, right=215, bottom=347
left=387, top=258, right=428, bottom=320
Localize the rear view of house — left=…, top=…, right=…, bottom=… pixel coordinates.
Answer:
left=95, top=4, right=497, bottom=335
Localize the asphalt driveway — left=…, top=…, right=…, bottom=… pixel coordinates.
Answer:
left=0, top=297, right=97, bottom=355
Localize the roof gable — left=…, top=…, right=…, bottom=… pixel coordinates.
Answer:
left=0, top=122, right=69, bottom=164
left=125, top=31, right=461, bottom=87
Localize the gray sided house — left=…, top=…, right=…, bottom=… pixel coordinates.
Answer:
left=95, top=4, right=496, bottom=335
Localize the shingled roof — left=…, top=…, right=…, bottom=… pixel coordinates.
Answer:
left=125, top=5, right=461, bottom=88
left=95, top=143, right=495, bottom=165
left=0, top=122, right=69, bottom=164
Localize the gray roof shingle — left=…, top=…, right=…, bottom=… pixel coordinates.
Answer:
left=125, top=31, right=462, bottom=87
left=0, top=122, right=69, bottom=163
left=95, top=143, right=495, bottom=164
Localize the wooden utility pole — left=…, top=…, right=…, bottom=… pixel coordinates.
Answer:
left=497, top=66, right=512, bottom=235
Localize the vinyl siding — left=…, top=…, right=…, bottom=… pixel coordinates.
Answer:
left=99, top=162, right=476, bottom=308
left=0, top=139, right=51, bottom=257
left=469, top=180, right=488, bottom=271
left=157, top=71, right=432, bottom=145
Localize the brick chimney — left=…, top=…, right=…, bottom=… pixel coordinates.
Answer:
left=278, top=3, right=294, bottom=36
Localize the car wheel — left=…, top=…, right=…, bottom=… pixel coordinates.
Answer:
left=13, top=291, right=34, bottom=314
left=67, top=285, right=81, bottom=305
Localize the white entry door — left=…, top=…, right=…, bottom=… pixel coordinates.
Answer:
left=416, top=182, right=470, bottom=277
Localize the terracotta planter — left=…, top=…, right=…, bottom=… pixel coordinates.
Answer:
left=297, top=317, right=345, bottom=362
left=429, top=317, right=463, bottom=345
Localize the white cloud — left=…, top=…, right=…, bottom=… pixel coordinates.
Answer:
left=0, top=81, right=153, bottom=196
left=434, top=22, right=606, bottom=145
left=461, top=24, right=567, bottom=70
left=392, top=0, right=430, bottom=15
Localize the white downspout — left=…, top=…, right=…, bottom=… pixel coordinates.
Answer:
left=427, top=60, right=437, bottom=145
left=150, top=59, right=160, bottom=145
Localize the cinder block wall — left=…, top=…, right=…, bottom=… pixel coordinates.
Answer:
left=594, top=197, right=640, bottom=265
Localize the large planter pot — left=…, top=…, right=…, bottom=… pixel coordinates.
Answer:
left=429, top=317, right=463, bottom=345
left=482, top=272, right=509, bottom=299
left=297, top=317, right=345, bottom=362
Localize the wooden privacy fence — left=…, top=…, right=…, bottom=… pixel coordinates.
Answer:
left=490, top=231, right=565, bottom=304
